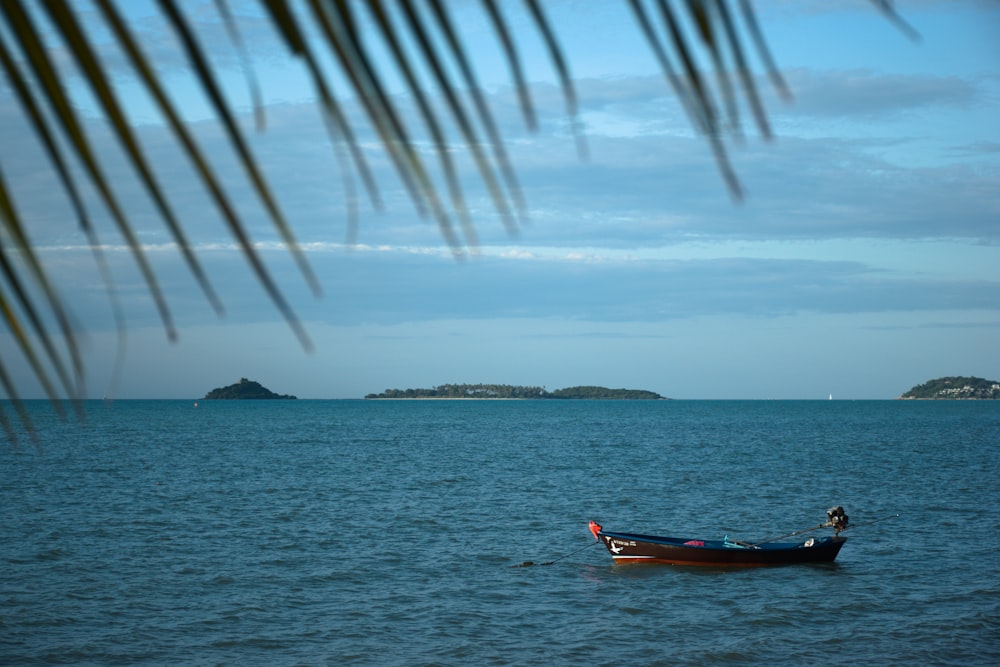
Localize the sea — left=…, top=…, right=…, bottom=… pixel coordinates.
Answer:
left=2, top=399, right=998, bottom=665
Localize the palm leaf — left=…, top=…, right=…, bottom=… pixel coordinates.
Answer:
left=737, top=0, right=791, bottom=102
left=0, top=0, right=914, bottom=440
left=307, top=0, right=435, bottom=223
left=425, top=0, right=527, bottom=219
left=157, top=0, right=322, bottom=311
left=0, top=22, right=126, bottom=405
left=396, top=0, right=519, bottom=238
left=2, top=0, right=179, bottom=339
left=0, top=182, right=77, bottom=411
left=0, top=34, right=86, bottom=397
left=481, top=0, right=536, bottom=132
left=42, top=0, right=226, bottom=315
left=97, top=0, right=314, bottom=350
left=0, top=167, right=74, bottom=443
left=524, top=0, right=588, bottom=160
left=213, top=0, right=267, bottom=132
left=258, top=0, right=383, bottom=246
left=367, top=0, right=477, bottom=247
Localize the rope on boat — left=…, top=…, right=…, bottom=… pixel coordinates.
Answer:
left=512, top=539, right=600, bottom=568
left=751, top=511, right=899, bottom=547
left=750, top=522, right=832, bottom=547
left=839, top=513, right=900, bottom=532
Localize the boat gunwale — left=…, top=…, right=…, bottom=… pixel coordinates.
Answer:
left=598, top=529, right=845, bottom=550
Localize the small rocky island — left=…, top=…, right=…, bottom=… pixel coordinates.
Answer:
left=899, top=376, right=1000, bottom=400
left=365, top=383, right=665, bottom=400
left=203, top=378, right=297, bottom=400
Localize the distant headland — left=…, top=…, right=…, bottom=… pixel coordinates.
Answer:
left=365, top=383, right=666, bottom=400
left=899, top=376, right=999, bottom=400
left=203, top=378, right=297, bottom=400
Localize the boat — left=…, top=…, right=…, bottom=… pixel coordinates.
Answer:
left=589, top=507, right=849, bottom=567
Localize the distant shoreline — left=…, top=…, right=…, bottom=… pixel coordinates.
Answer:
left=365, top=397, right=529, bottom=400
left=365, top=384, right=666, bottom=400
left=365, top=396, right=670, bottom=400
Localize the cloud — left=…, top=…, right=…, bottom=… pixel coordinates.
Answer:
left=779, top=69, right=979, bottom=118
left=34, top=239, right=995, bottom=336
left=4, top=3, right=996, bottom=365
left=949, top=141, right=1000, bottom=156
left=6, top=24, right=994, bottom=255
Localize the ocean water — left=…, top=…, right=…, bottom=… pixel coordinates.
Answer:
left=2, top=399, right=998, bottom=665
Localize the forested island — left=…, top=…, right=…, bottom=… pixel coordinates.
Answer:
left=203, top=378, right=297, bottom=400
left=899, top=376, right=1000, bottom=400
left=365, top=383, right=665, bottom=400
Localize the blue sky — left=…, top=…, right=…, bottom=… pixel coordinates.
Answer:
left=1, top=0, right=998, bottom=399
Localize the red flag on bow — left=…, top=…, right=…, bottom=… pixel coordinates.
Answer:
left=588, top=521, right=603, bottom=541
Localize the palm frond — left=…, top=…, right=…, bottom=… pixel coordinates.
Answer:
left=0, top=166, right=72, bottom=442
left=307, top=0, right=434, bottom=222
left=481, top=0, right=536, bottom=132
left=254, top=0, right=382, bottom=244
left=213, top=0, right=267, bottom=131
left=396, top=0, right=519, bottom=238
left=96, top=0, right=317, bottom=350
left=0, top=0, right=914, bottom=439
left=2, top=0, right=179, bottom=340
left=42, top=0, right=226, bottom=315
left=523, top=0, right=587, bottom=160
left=367, top=0, right=477, bottom=246
left=425, top=0, right=527, bottom=219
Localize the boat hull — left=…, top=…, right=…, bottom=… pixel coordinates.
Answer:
left=597, top=530, right=846, bottom=567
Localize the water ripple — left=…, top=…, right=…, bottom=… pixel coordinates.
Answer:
left=2, top=399, right=998, bottom=665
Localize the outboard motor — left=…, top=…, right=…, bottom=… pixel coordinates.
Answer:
left=826, top=506, right=849, bottom=534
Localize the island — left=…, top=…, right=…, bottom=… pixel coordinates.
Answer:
left=365, top=383, right=666, bottom=400
left=898, top=376, right=1000, bottom=400
left=203, top=378, right=297, bottom=400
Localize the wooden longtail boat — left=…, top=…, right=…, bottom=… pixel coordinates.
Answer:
left=590, top=507, right=849, bottom=567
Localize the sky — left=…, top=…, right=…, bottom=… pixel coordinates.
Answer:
left=1, top=0, right=998, bottom=400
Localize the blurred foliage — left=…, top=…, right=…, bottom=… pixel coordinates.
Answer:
left=0, top=0, right=914, bottom=442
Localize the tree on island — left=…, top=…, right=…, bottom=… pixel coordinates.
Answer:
left=204, top=378, right=297, bottom=400
left=547, top=386, right=664, bottom=400
left=899, top=376, right=1000, bottom=400
left=365, top=383, right=664, bottom=400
